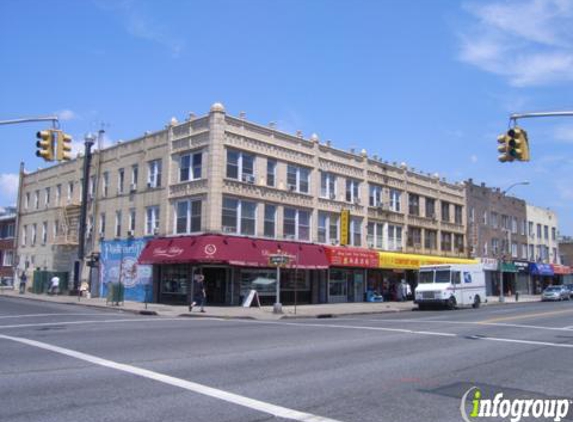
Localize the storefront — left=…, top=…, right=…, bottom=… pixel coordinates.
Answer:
left=324, top=246, right=378, bottom=303
left=139, top=234, right=328, bottom=305
left=551, top=265, right=572, bottom=286
left=529, top=263, right=554, bottom=294
left=481, top=258, right=499, bottom=296
left=499, top=261, right=518, bottom=296
left=513, top=260, right=531, bottom=294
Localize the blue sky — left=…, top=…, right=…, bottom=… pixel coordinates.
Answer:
left=1, top=0, right=572, bottom=232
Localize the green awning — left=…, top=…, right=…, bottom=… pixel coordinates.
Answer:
left=499, top=262, right=518, bottom=273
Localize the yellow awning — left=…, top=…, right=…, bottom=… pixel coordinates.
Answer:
left=378, top=252, right=478, bottom=270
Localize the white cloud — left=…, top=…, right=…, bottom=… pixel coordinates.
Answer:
left=56, top=109, right=78, bottom=121
left=458, top=0, right=573, bottom=86
left=0, top=174, right=19, bottom=201
left=554, top=124, right=573, bottom=143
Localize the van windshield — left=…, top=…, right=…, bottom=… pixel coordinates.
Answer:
left=419, top=271, right=434, bottom=284
left=435, top=271, right=451, bottom=283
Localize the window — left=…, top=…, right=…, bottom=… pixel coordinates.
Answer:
left=544, top=225, right=549, bottom=240
left=31, top=224, right=37, bottom=245
left=55, top=184, right=61, bottom=206
left=25, top=192, right=30, bottom=210
left=131, top=164, right=139, bottom=189
left=99, top=213, right=106, bottom=238
left=222, top=197, right=255, bottom=235
left=176, top=199, right=202, bottom=234
left=454, top=205, right=463, bottom=225
left=102, top=172, right=109, bottom=197
left=521, top=220, right=526, bottom=236
left=44, top=187, right=50, bottom=207
left=482, top=211, right=488, bottom=225
left=426, top=198, right=436, bottom=219
left=367, top=222, right=384, bottom=249
left=34, top=190, right=39, bottom=209
left=425, top=229, right=437, bottom=250
left=529, top=244, right=534, bottom=261
left=454, top=234, right=464, bottom=253
left=3, top=251, right=13, bottom=266
left=441, top=201, right=450, bottom=222
left=501, top=215, right=509, bottom=230
left=88, top=176, right=96, bottom=198
left=369, top=184, right=383, bottom=207
left=491, top=212, right=498, bottom=228
left=553, top=248, right=558, bottom=264
left=42, top=222, right=47, bottom=244
left=528, top=221, right=534, bottom=236
left=147, top=160, right=162, bottom=188
left=320, top=172, right=337, bottom=199
left=129, top=209, right=136, bottom=232
left=53, top=219, right=59, bottom=238
left=266, top=160, right=276, bottom=187
left=318, top=212, right=339, bottom=244
left=469, top=207, right=475, bottom=223
left=387, top=225, right=402, bottom=251
left=536, top=223, right=542, bottom=238
left=511, top=242, right=518, bottom=258
left=286, top=165, right=310, bottom=193
left=492, top=238, right=499, bottom=256
left=511, top=217, right=518, bottom=234
left=145, top=206, right=160, bottom=236
left=115, top=211, right=122, bottom=237
left=180, top=151, right=202, bottom=182
left=22, top=225, right=27, bottom=247
left=283, top=208, right=311, bottom=241
left=226, top=150, right=254, bottom=182
left=408, top=194, right=420, bottom=216
left=0, top=223, right=14, bottom=239
left=264, top=204, right=276, bottom=238
left=389, top=189, right=401, bottom=212
left=552, top=227, right=556, bottom=241
left=346, top=179, right=360, bottom=203
left=407, top=227, right=422, bottom=247
left=521, top=244, right=528, bottom=259
left=350, top=217, right=362, bottom=246
left=118, top=168, right=125, bottom=194
left=441, top=232, right=452, bottom=251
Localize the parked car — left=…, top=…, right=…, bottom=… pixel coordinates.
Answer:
left=541, top=286, right=570, bottom=301
left=564, top=284, right=573, bottom=299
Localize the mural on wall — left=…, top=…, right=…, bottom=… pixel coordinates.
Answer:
left=100, top=238, right=152, bottom=302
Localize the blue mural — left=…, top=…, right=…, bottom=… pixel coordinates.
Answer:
left=100, top=238, right=153, bottom=302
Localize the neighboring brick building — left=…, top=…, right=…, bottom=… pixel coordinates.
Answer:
left=0, top=206, right=16, bottom=286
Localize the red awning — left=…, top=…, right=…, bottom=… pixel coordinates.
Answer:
left=138, top=234, right=329, bottom=269
left=324, top=246, right=379, bottom=268
left=551, top=264, right=572, bottom=275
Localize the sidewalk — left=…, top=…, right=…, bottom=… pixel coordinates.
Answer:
left=0, top=288, right=541, bottom=321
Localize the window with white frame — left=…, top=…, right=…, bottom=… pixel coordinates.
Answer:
left=441, top=232, right=452, bottom=251
left=283, top=207, right=310, bottom=240
left=175, top=199, right=202, bottom=234
left=221, top=197, right=255, bottom=235
left=511, top=242, right=518, bottom=258
left=426, top=198, right=436, bottom=219
left=264, top=204, right=276, bottom=238
left=552, top=227, right=556, bottom=241
left=56, top=184, right=61, bottom=206
left=529, top=244, right=534, bottom=260
left=129, top=209, right=136, bottom=233
left=102, top=172, right=109, bottom=197
left=147, top=160, right=162, bottom=188
left=115, top=211, right=122, bottom=238
left=367, top=222, right=383, bottom=249
left=387, top=225, right=402, bottom=251
left=521, top=244, right=527, bottom=259
left=266, top=159, right=276, bottom=187
left=492, top=238, right=499, bottom=255
left=67, top=181, right=74, bottom=202
left=31, top=224, right=37, bottom=245
left=25, top=192, right=30, bottom=210
left=350, top=217, right=362, bottom=246
left=34, top=190, right=39, bottom=209
left=454, top=205, right=463, bottom=225
left=89, top=176, right=96, bottom=198
left=226, top=150, right=254, bottom=183
left=22, top=225, right=27, bottom=247
left=389, top=189, right=401, bottom=212
left=44, top=187, right=50, bottom=207
left=441, top=201, right=451, bottom=222
left=118, top=168, right=125, bottom=194
left=131, top=164, right=139, bottom=190
left=482, top=210, right=488, bottom=225
left=369, top=184, right=383, bottom=207
left=3, top=250, right=13, bottom=266
left=320, top=172, right=337, bottom=199
left=409, top=194, right=420, bottom=216
left=286, top=165, right=310, bottom=193
left=511, top=217, right=518, bottom=234
left=491, top=212, right=498, bottom=228
left=53, top=219, right=59, bottom=238
left=99, top=213, right=106, bottom=238
left=180, top=151, right=203, bottom=182
left=42, top=222, right=47, bottom=244
left=469, top=207, right=475, bottom=223
left=425, top=229, right=437, bottom=250
left=145, top=206, right=160, bottom=236
left=318, top=212, right=339, bottom=244
left=521, top=220, right=526, bottom=236
left=544, top=225, right=549, bottom=240
left=346, top=179, right=360, bottom=203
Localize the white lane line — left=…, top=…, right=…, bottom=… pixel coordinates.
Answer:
left=0, top=334, right=343, bottom=422
left=0, top=317, right=189, bottom=330
left=0, top=313, right=115, bottom=320
left=466, top=335, right=573, bottom=349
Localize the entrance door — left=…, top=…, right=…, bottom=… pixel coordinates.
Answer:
left=202, top=267, right=227, bottom=305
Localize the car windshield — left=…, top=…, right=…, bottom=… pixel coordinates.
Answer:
left=419, top=271, right=434, bottom=284
left=545, top=287, right=560, bottom=292
left=435, top=270, right=451, bottom=283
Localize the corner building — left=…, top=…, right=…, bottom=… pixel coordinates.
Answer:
left=17, top=103, right=471, bottom=305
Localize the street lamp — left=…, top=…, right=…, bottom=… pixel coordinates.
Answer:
left=498, top=181, right=530, bottom=302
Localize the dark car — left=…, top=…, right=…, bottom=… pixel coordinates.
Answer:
left=542, top=286, right=570, bottom=301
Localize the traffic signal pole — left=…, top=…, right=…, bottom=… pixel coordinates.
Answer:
left=0, top=116, right=59, bottom=127
left=510, top=111, right=573, bottom=123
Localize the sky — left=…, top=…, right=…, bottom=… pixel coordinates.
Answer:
left=1, top=0, right=572, bottom=232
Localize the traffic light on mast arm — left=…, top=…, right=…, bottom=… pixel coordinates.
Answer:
left=57, top=131, right=73, bottom=161
left=35, top=130, right=56, bottom=161
left=497, top=126, right=530, bottom=163
left=497, top=132, right=512, bottom=163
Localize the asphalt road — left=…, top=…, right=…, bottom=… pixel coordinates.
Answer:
left=1, top=297, right=572, bottom=422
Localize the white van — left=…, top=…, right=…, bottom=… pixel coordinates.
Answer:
left=415, top=264, right=486, bottom=310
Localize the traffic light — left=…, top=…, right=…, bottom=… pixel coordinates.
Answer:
left=57, top=131, right=73, bottom=161
left=497, top=132, right=512, bottom=163
left=507, top=126, right=530, bottom=162
left=35, top=130, right=56, bottom=161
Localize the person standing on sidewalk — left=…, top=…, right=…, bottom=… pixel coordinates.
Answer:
left=191, top=274, right=206, bottom=313
left=19, top=272, right=27, bottom=294
left=48, top=275, right=60, bottom=295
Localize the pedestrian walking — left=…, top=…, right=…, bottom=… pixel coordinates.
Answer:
left=49, top=275, right=60, bottom=295
left=191, top=274, right=206, bottom=313
left=19, top=272, right=27, bottom=294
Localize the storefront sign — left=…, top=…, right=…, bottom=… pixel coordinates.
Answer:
left=325, top=246, right=378, bottom=268
left=529, top=263, right=554, bottom=276
left=499, top=262, right=517, bottom=273
left=551, top=264, right=571, bottom=275
left=379, top=252, right=478, bottom=270
left=480, top=258, right=499, bottom=271
left=340, top=210, right=350, bottom=246
left=268, top=254, right=290, bottom=266
left=513, top=260, right=530, bottom=273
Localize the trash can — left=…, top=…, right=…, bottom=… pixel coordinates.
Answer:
left=107, top=282, right=124, bottom=306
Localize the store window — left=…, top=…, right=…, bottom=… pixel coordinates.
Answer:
left=160, top=265, right=189, bottom=298
left=240, top=269, right=276, bottom=300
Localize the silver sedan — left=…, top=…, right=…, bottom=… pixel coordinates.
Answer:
left=541, top=286, right=570, bottom=301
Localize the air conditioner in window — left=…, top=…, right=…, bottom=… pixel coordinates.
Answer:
left=368, top=242, right=374, bottom=248
left=147, top=181, right=153, bottom=189
left=287, top=184, right=296, bottom=192
left=222, top=226, right=235, bottom=233
left=153, top=227, right=159, bottom=236
left=284, top=234, right=296, bottom=240
left=242, top=174, right=255, bottom=184
left=127, top=230, right=134, bottom=237
left=130, top=183, right=137, bottom=192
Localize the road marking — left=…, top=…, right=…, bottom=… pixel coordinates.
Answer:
left=0, top=317, right=187, bottom=330
left=465, top=335, right=573, bottom=349
left=0, top=334, right=343, bottom=422
left=0, top=313, right=114, bottom=320
left=478, top=308, right=573, bottom=324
